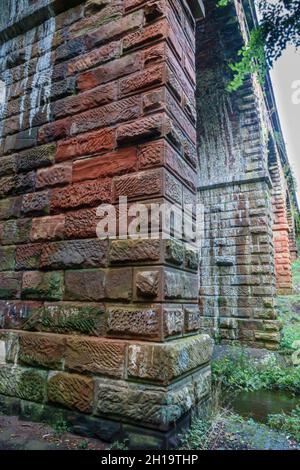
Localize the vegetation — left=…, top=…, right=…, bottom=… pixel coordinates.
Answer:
left=268, top=407, right=300, bottom=443
left=212, top=351, right=300, bottom=394
left=218, top=0, right=300, bottom=91
left=52, top=418, right=70, bottom=437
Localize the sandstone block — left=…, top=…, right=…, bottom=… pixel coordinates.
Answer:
left=0, top=155, right=16, bottom=176
left=116, top=114, right=164, bottom=145
left=120, top=64, right=165, bottom=97
left=51, top=178, right=112, bottom=212
left=0, top=301, right=42, bottom=330
left=64, top=270, right=105, bottom=301
left=136, top=270, right=160, bottom=298
left=67, top=43, right=121, bottom=77
left=15, top=144, right=55, bottom=172
left=24, top=302, right=105, bottom=336
left=65, top=208, right=99, bottom=239
left=30, top=215, right=65, bottom=242
left=65, top=337, right=126, bottom=378
left=0, top=196, right=21, bottom=221
left=48, top=372, right=94, bottom=414
left=15, top=244, right=43, bottom=271
left=163, top=306, right=184, bottom=337
left=56, top=128, right=115, bottom=162
left=36, top=163, right=72, bottom=189
left=53, top=83, right=117, bottom=119
left=40, top=239, right=108, bottom=269
left=94, top=367, right=211, bottom=426
left=0, top=219, right=31, bottom=245
left=114, top=169, right=163, bottom=200
left=0, top=272, right=21, bottom=299
left=164, top=268, right=198, bottom=300
left=73, top=148, right=137, bottom=183
left=184, top=306, right=201, bottom=333
left=77, top=50, right=143, bottom=92
left=127, top=335, right=213, bottom=384
left=70, top=96, right=141, bottom=136
left=123, top=19, right=167, bottom=52
left=105, top=268, right=132, bottom=301
left=22, top=271, right=64, bottom=301
left=83, top=11, right=143, bottom=52
left=19, top=333, right=66, bottom=369
left=109, top=239, right=161, bottom=264
left=0, top=365, right=47, bottom=403
left=0, top=246, right=15, bottom=271
left=106, top=305, right=161, bottom=340
left=21, top=191, right=50, bottom=216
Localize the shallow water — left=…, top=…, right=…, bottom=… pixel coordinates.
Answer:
left=230, top=390, right=300, bottom=423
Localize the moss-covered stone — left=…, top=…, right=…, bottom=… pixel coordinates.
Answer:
left=0, top=364, right=47, bottom=404
left=21, top=271, right=64, bottom=301
left=23, top=303, right=105, bottom=336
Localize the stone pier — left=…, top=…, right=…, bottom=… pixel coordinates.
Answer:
left=0, top=0, right=212, bottom=448
left=196, top=0, right=298, bottom=349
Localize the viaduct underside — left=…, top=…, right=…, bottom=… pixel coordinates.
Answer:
left=0, top=0, right=297, bottom=448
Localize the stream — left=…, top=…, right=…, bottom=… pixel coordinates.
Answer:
left=229, top=389, right=300, bottom=423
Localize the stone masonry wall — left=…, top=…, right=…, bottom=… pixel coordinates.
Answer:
left=268, top=143, right=293, bottom=294
left=196, top=0, right=282, bottom=348
left=0, top=0, right=212, bottom=448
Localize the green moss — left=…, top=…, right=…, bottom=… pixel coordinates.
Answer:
left=17, top=370, right=47, bottom=403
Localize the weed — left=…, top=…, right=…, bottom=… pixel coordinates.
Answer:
left=108, top=440, right=129, bottom=450
left=77, top=440, right=89, bottom=450
left=268, top=407, right=300, bottom=443
left=52, top=418, right=70, bottom=437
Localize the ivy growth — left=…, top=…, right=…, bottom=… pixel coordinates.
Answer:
left=217, top=0, right=300, bottom=91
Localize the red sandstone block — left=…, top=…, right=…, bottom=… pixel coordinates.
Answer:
left=73, top=148, right=137, bottom=183
left=36, top=163, right=72, bottom=189
left=83, top=10, right=144, bottom=50
left=71, top=1, right=124, bottom=36
left=38, top=118, right=71, bottom=144
left=64, top=269, right=105, bottom=301
left=64, top=208, right=99, bottom=239
left=120, top=64, right=165, bottom=97
left=16, top=244, right=43, bottom=270
left=67, top=41, right=121, bottom=76
left=69, top=96, right=141, bottom=136
left=143, top=42, right=166, bottom=68
left=76, top=51, right=143, bottom=92
left=123, top=18, right=168, bottom=52
left=116, top=114, right=165, bottom=145
left=30, top=215, right=65, bottom=242
left=142, top=88, right=165, bottom=114
left=56, top=128, right=115, bottom=162
left=51, top=179, right=112, bottom=212
left=52, top=82, right=118, bottom=119
left=138, top=139, right=165, bottom=168
left=114, top=168, right=163, bottom=200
